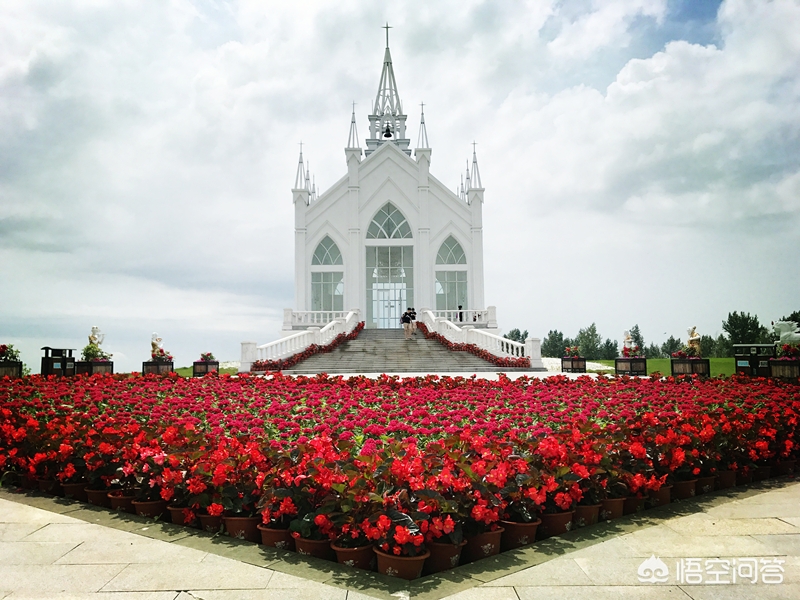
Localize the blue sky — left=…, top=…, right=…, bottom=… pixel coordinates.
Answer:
left=1, top=0, right=798, bottom=372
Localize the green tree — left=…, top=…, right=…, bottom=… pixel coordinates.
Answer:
left=699, top=335, right=716, bottom=358
left=714, top=333, right=732, bottom=358
left=576, top=323, right=603, bottom=359
left=645, top=343, right=663, bottom=358
left=503, top=328, right=528, bottom=344
left=661, top=335, right=682, bottom=356
left=601, top=338, right=618, bottom=360
left=541, top=330, right=568, bottom=357
left=722, top=311, right=770, bottom=344
left=780, top=311, right=800, bottom=324
left=629, top=324, right=645, bottom=351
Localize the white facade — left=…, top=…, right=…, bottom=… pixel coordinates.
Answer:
left=292, top=36, right=486, bottom=329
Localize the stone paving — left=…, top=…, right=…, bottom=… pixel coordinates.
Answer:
left=0, top=478, right=798, bottom=600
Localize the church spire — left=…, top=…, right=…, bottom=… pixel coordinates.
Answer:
left=365, top=24, right=410, bottom=157
left=347, top=102, right=360, bottom=149
left=465, top=160, right=471, bottom=191
left=374, top=23, right=402, bottom=118
left=416, top=102, right=429, bottom=149
left=294, top=143, right=306, bottom=189
left=470, top=142, right=482, bottom=188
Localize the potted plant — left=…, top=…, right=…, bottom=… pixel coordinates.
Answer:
left=769, top=343, right=800, bottom=380
left=193, top=352, right=219, bottom=377
left=561, top=346, right=586, bottom=373
left=670, top=347, right=710, bottom=377
left=0, top=343, right=24, bottom=378
left=142, top=333, right=173, bottom=374
left=616, top=345, right=646, bottom=376
left=76, top=327, right=113, bottom=375
left=367, top=509, right=430, bottom=580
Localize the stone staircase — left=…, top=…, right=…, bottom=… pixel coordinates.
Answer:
left=282, top=328, right=516, bottom=374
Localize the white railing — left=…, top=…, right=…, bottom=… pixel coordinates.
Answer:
left=419, top=307, right=544, bottom=370
left=283, top=309, right=348, bottom=329
left=241, top=309, right=361, bottom=371
left=433, top=307, right=497, bottom=328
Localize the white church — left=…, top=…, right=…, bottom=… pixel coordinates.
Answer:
left=241, top=28, right=543, bottom=371
left=292, top=30, right=486, bottom=329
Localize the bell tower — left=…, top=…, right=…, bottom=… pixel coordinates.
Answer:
left=365, top=24, right=411, bottom=157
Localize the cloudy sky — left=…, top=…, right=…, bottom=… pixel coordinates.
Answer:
left=2, top=0, right=799, bottom=372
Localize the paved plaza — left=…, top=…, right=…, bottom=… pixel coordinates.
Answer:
left=0, top=477, right=798, bottom=600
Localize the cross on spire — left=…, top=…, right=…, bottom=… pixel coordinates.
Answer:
left=383, top=22, right=392, bottom=47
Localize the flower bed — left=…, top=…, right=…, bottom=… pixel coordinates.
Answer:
left=0, top=373, right=798, bottom=574
left=416, top=322, right=530, bottom=368
left=251, top=322, right=365, bottom=372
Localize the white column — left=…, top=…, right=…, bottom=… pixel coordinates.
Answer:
left=525, top=337, right=545, bottom=371
left=240, top=341, right=257, bottom=373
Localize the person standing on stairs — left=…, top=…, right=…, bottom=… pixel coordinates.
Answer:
left=401, top=309, right=413, bottom=340
left=410, top=308, right=417, bottom=335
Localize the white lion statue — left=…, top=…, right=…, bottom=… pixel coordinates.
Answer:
left=773, top=321, right=800, bottom=344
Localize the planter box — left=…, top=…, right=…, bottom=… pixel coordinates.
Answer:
left=142, top=361, right=174, bottom=375
left=76, top=361, right=114, bottom=375
left=192, top=361, right=219, bottom=377
left=561, top=357, right=586, bottom=373
left=671, top=358, right=710, bottom=377
left=769, top=359, right=800, bottom=381
left=0, top=361, right=23, bottom=378
left=615, top=357, right=647, bottom=376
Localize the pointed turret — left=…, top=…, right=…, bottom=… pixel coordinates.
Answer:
left=416, top=102, right=429, bottom=149
left=294, top=144, right=306, bottom=190
left=347, top=103, right=360, bottom=149
left=465, top=160, right=471, bottom=191
left=470, top=142, right=482, bottom=189
left=366, top=24, right=411, bottom=157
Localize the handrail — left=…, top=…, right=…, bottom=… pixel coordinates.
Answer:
left=243, top=309, right=361, bottom=371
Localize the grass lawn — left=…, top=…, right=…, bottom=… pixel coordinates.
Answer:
left=173, top=366, right=239, bottom=377
left=594, top=358, right=736, bottom=377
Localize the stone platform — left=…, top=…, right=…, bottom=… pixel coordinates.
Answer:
left=1, top=478, right=798, bottom=599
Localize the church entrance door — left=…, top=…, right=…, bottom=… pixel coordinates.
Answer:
left=366, top=245, right=414, bottom=329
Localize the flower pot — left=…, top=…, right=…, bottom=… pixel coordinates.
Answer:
left=85, top=487, right=113, bottom=508
left=623, top=496, right=645, bottom=515
left=167, top=506, right=196, bottom=527
left=193, top=361, right=219, bottom=377
left=775, top=460, right=797, bottom=476
left=21, top=475, right=38, bottom=490
left=374, top=548, right=430, bottom=580
left=61, top=481, right=88, bottom=502
left=331, top=542, right=375, bottom=570
left=37, top=478, right=63, bottom=496
left=600, top=498, right=625, bottom=521
left=670, top=358, right=710, bottom=377
left=753, top=466, right=771, bottom=482
left=258, top=524, right=295, bottom=550
left=294, top=536, right=336, bottom=561
left=198, top=513, right=223, bottom=534
left=462, top=528, right=504, bottom=563
left=424, top=540, right=467, bottom=574
left=223, top=515, right=261, bottom=543
left=108, top=490, right=137, bottom=513
left=573, top=504, right=601, bottom=528
left=649, top=485, right=672, bottom=507
left=141, top=361, right=173, bottom=375
left=736, top=470, right=753, bottom=486
left=561, top=357, right=586, bottom=373
left=500, top=520, right=540, bottom=551
left=672, top=479, right=697, bottom=500
left=75, top=361, right=114, bottom=375
left=537, top=512, right=574, bottom=540
left=132, top=499, right=168, bottom=519
left=0, top=360, right=23, bottom=378
left=716, top=470, right=736, bottom=489
left=696, top=476, right=716, bottom=495
left=769, top=358, right=800, bottom=380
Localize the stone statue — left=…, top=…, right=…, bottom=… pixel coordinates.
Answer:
left=88, top=326, right=105, bottom=347
left=773, top=321, right=800, bottom=344
left=623, top=330, right=634, bottom=350
left=151, top=332, right=163, bottom=354
left=687, top=326, right=701, bottom=355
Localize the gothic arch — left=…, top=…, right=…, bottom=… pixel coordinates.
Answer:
left=366, top=202, right=413, bottom=239
left=436, top=235, right=467, bottom=265
left=311, top=235, right=343, bottom=265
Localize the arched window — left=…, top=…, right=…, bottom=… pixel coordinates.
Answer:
left=436, top=236, right=466, bottom=264
left=312, top=236, right=343, bottom=265
left=367, top=202, right=412, bottom=239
